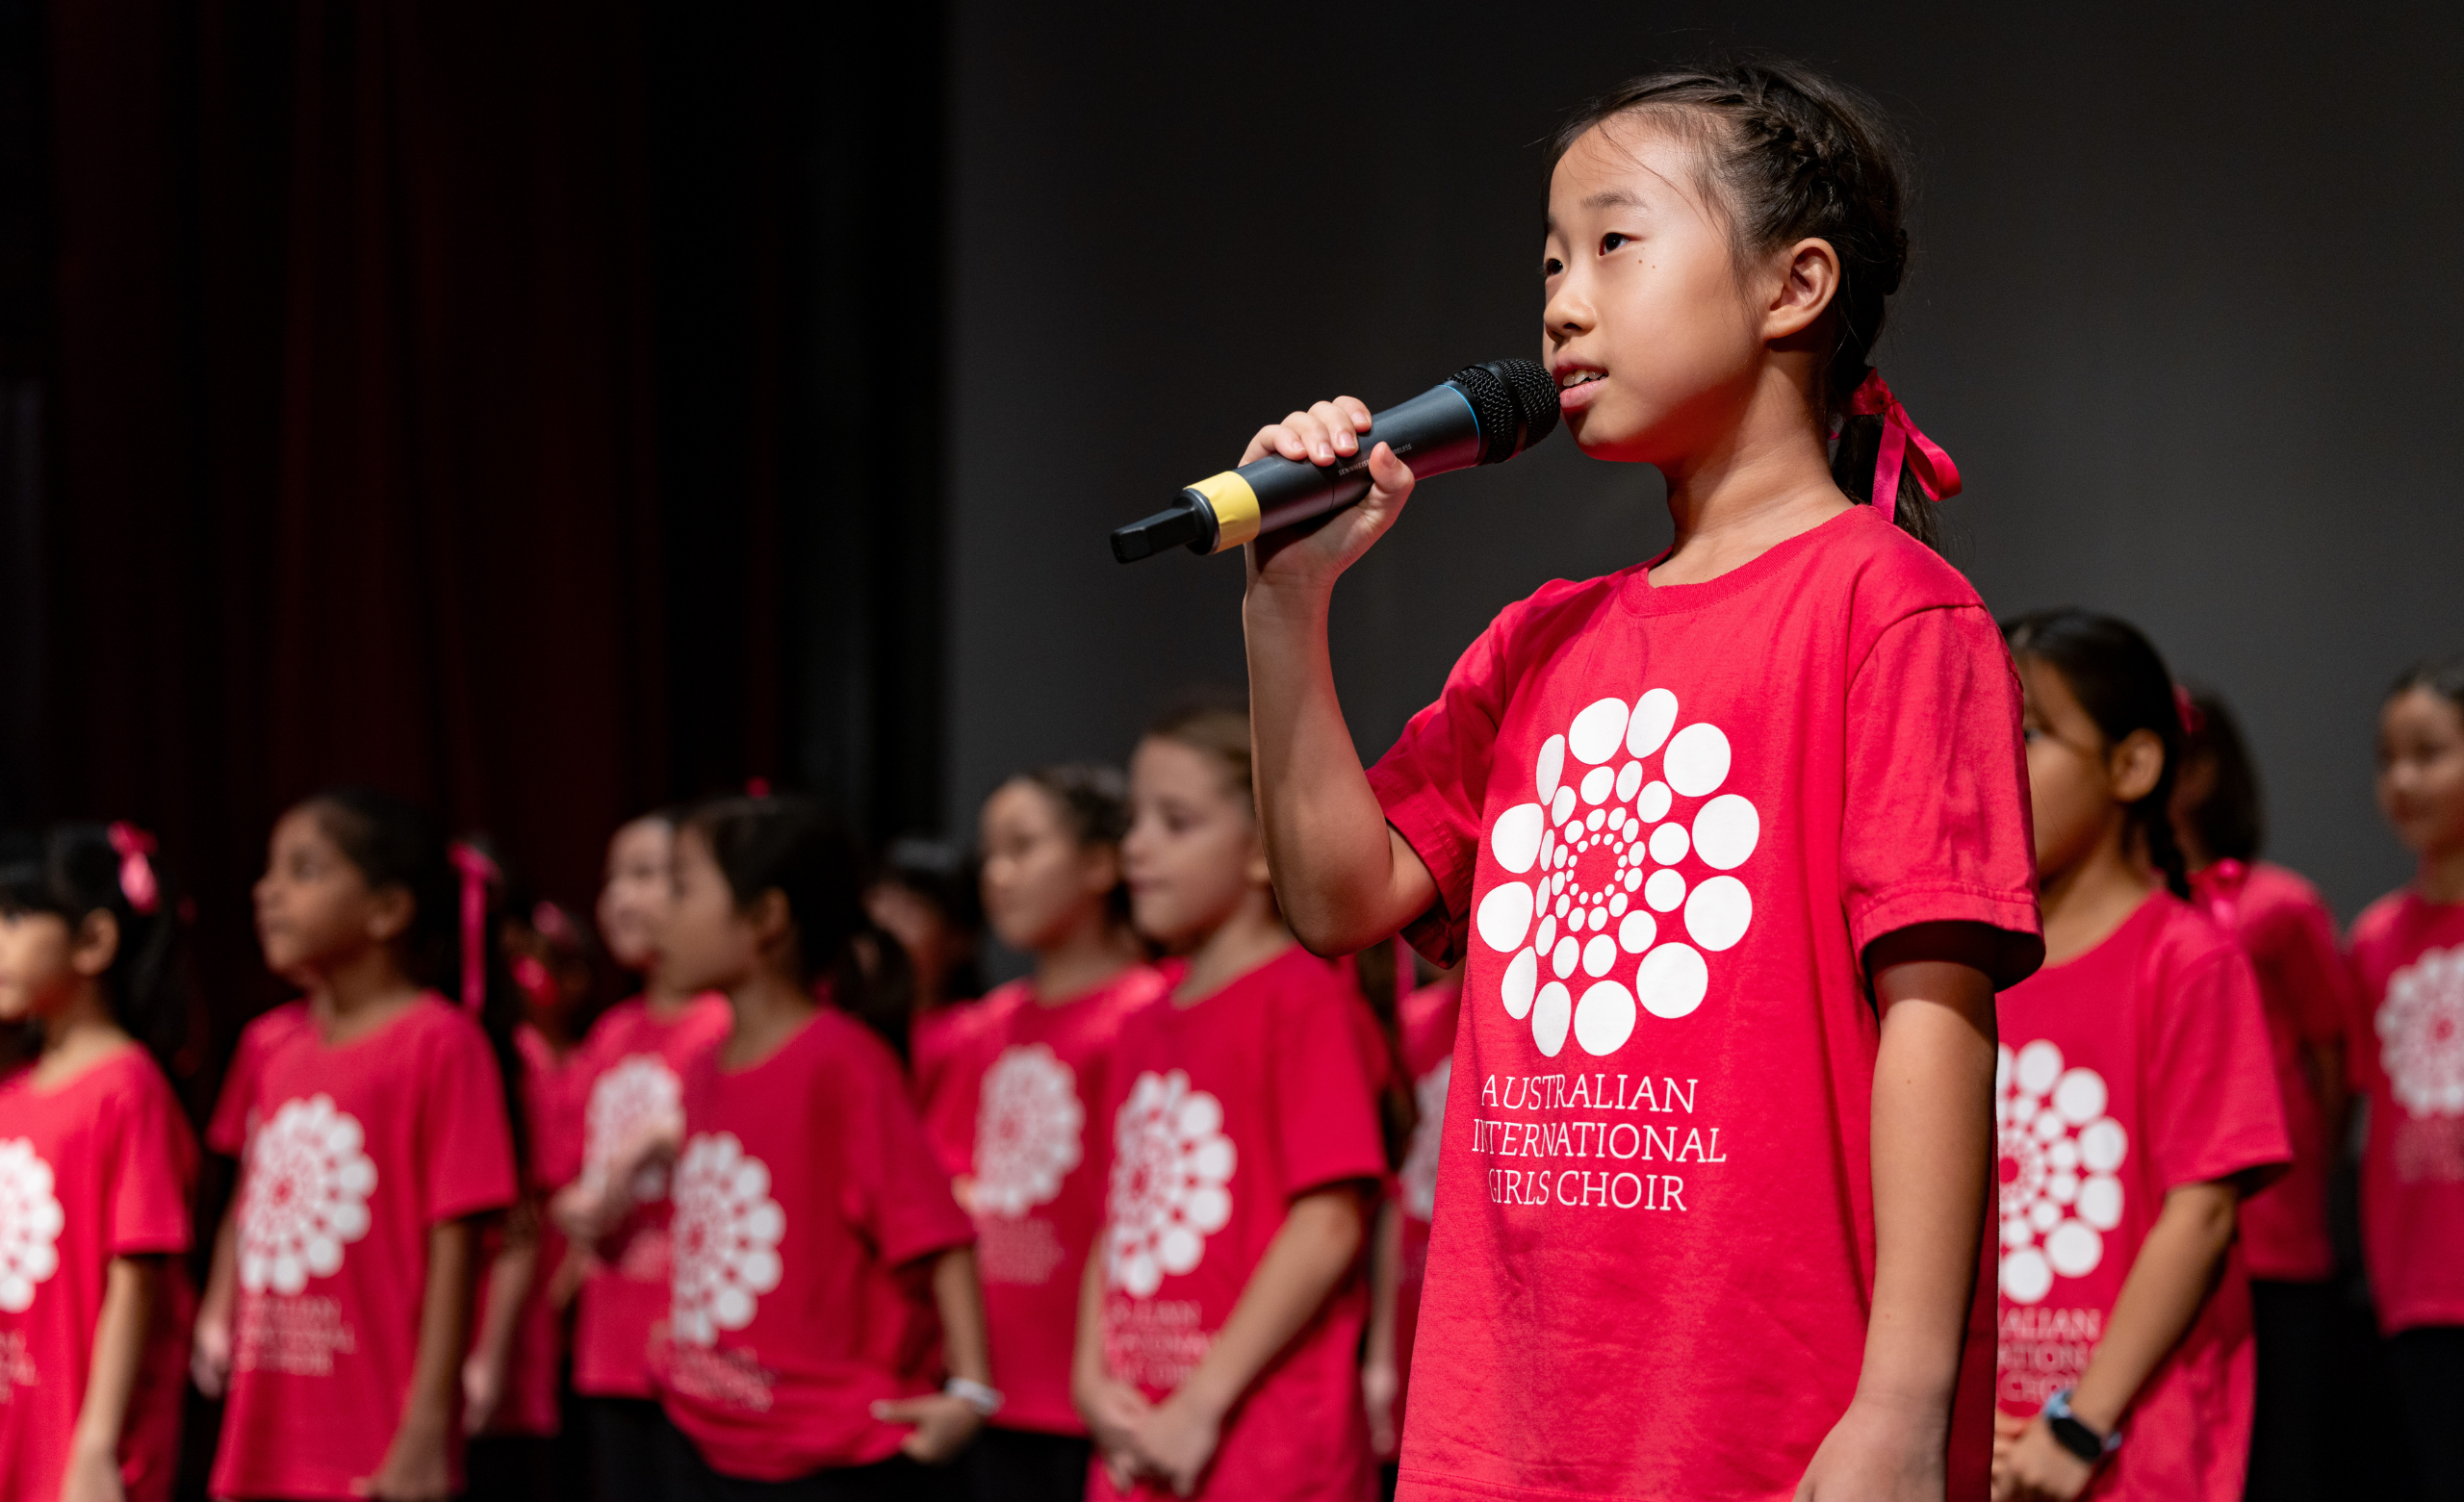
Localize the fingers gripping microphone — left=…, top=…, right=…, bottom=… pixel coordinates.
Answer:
left=1110, top=358, right=1561, bottom=563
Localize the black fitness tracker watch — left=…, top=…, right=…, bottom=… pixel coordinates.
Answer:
left=2041, top=1387, right=2120, bottom=1465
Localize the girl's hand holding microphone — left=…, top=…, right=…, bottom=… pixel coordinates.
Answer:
left=1241, top=397, right=1416, bottom=595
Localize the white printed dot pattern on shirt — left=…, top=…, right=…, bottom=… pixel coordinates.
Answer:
left=973, top=1043, right=1086, bottom=1218
left=1995, top=1042, right=2127, bottom=1304
left=0, top=1140, right=64, bottom=1312
left=1399, top=1057, right=1451, bottom=1222
left=2379, top=946, right=2464, bottom=1119
left=1475, top=689, right=1760, bottom=1056
left=669, top=1132, right=785, bottom=1346
left=240, top=1094, right=377, bottom=1295
left=586, top=1055, right=686, bottom=1203
left=1105, top=1070, right=1236, bottom=1297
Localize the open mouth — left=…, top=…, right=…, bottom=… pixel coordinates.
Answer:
left=1558, top=369, right=1604, bottom=390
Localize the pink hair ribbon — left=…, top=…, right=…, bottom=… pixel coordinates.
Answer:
left=2198, top=855, right=2247, bottom=929
left=106, top=823, right=160, bottom=915
left=449, top=841, right=500, bottom=1013
left=1845, top=370, right=1962, bottom=518
left=2172, top=684, right=2202, bottom=737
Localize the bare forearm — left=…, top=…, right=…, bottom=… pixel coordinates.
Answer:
left=200, top=1205, right=239, bottom=1323
left=1243, top=582, right=1432, bottom=954
left=931, top=1247, right=992, bottom=1386
left=406, top=1220, right=479, bottom=1436
left=73, top=1258, right=160, bottom=1458
left=1072, top=1241, right=1111, bottom=1392
left=1365, top=1199, right=1401, bottom=1364
left=2067, top=1184, right=2237, bottom=1433
left=474, top=1237, right=536, bottom=1369
left=1176, top=1187, right=1364, bottom=1420
left=1862, top=961, right=1997, bottom=1417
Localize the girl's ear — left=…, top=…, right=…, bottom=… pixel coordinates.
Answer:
left=2108, top=727, right=2167, bottom=805
left=1761, top=236, right=1841, bottom=342
left=746, top=888, right=795, bottom=955
left=70, top=909, right=122, bottom=978
left=1082, top=843, right=1123, bottom=903
left=1244, top=826, right=1274, bottom=892
left=366, top=884, right=416, bottom=946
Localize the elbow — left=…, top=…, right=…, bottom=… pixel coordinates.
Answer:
left=1293, top=1186, right=1367, bottom=1267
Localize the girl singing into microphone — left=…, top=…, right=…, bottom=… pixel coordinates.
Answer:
left=1238, top=61, right=2040, bottom=1501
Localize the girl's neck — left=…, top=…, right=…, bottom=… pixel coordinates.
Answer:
left=643, top=974, right=703, bottom=1020
left=2416, top=844, right=2464, bottom=905
left=718, top=966, right=819, bottom=1070
left=305, top=945, right=424, bottom=1042
left=1031, top=909, right=1142, bottom=1006
left=1651, top=395, right=1852, bottom=588
left=30, top=983, right=132, bottom=1088
left=1171, top=892, right=1293, bottom=1006
left=2039, top=822, right=2160, bottom=967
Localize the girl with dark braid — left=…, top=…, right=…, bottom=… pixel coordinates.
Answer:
left=1236, top=58, right=2041, bottom=1502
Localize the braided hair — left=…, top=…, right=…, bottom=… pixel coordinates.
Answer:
left=1552, top=60, right=1935, bottom=547
left=2002, top=611, right=2194, bottom=900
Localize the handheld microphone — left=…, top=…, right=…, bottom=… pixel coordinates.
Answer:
left=1110, top=358, right=1560, bottom=563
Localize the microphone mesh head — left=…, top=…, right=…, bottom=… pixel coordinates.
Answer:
left=1450, top=358, right=1562, bottom=464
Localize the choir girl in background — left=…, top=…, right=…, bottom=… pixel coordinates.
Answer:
left=871, top=834, right=990, bottom=1126
left=1074, top=704, right=1387, bottom=1501
left=1989, top=613, right=2289, bottom=1502
left=0, top=825, right=198, bottom=1502
left=2169, top=687, right=2351, bottom=1502
left=1340, top=938, right=1421, bottom=1474
left=1364, top=952, right=1461, bottom=1490
left=960, top=764, right=1163, bottom=1501
left=553, top=810, right=732, bottom=1502
left=650, top=794, right=990, bottom=1500
left=2344, top=654, right=2464, bottom=1500
left=466, top=877, right=600, bottom=1502
left=194, top=789, right=520, bottom=1502
left=1235, top=60, right=2040, bottom=1501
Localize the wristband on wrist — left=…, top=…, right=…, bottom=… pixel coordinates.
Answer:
left=945, top=1377, right=1003, bottom=1416
left=2041, top=1387, right=2120, bottom=1465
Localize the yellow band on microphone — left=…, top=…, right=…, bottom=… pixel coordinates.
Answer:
left=1189, top=471, right=1261, bottom=552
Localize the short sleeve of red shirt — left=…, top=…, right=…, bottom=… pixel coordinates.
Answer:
left=2246, top=884, right=2352, bottom=1049
left=418, top=1015, right=521, bottom=1224
left=1840, top=607, right=2042, bottom=986
left=1367, top=590, right=1560, bottom=966
left=110, top=1066, right=198, bottom=1256
left=2144, top=938, right=2291, bottom=1193
left=844, top=1033, right=975, bottom=1268
left=206, top=1005, right=302, bottom=1158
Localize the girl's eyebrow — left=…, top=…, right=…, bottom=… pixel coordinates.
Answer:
left=1582, top=189, right=1648, bottom=211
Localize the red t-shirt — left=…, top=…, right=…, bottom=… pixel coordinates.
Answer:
left=1992, top=894, right=2289, bottom=1502
left=206, top=996, right=520, bottom=1501
left=2345, top=891, right=2464, bottom=1333
left=1391, top=979, right=1461, bottom=1443
left=657, top=1006, right=974, bottom=1480
left=1090, top=944, right=1388, bottom=1502
left=914, top=999, right=994, bottom=1179
left=1364, top=505, right=2040, bottom=1502
left=2190, top=860, right=2348, bottom=1282
left=0, top=1046, right=196, bottom=1502
left=471, top=1026, right=579, bottom=1437
left=960, top=967, right=1166, bottom=1436
left=566, top=993, right=732, bottom=1398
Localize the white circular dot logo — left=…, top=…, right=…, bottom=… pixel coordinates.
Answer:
left=1995, top=1042, right=2127, bottom=1305
left=586, top=1056, right=686, bottom=1204
left=973, top=1043, right=1085, bottom=1217
left=1474, top=691, right=1759, bottom=1056
left=1105, top=1070, right=1236, bottom=1297
left=1399, top=1057, right=1451, bottom=1222
left=2379, top=946, right=2464, bottom=1119
left=240, top=1094, right=377, bottom=1296
left=0, top=1139, right=63, bottom=1312
left=670, top=1132, right=785, bottom=1346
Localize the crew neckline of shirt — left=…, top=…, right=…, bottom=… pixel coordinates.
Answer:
left=2, top=1038, right=141, bottom=1100
left=2034, top=888, right=2169, bottom=978
left=1617, top=501, right=1870, bottom=618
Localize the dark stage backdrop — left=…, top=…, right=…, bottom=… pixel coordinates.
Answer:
left=948, top=4, right=2464, bottom=922
left=6, top=0, right=945, bottom=1088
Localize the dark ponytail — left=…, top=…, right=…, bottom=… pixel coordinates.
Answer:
left=687, top=794, right=916, bottom=1064
left=302, top=789, right=529, bottom=1175
left=1553, top=58, right=1938, bottom=548
left=2179, top=687, right=2265, bottom=865
left=2001, top=612, right=2192, bottom=899
left=0, top=823, right=202, bottom=1082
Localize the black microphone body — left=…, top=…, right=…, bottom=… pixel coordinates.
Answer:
left=1111, top=358, right=1560, bottom=563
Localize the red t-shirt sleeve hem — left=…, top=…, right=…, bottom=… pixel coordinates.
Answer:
left=109, top=1229, right=193, bottom=1257
left=1371, top=786, right=1471, bottom=969
left=1850, top=880, right=2045, bottom=989
left=878, top=1221, right=974, bottom=1271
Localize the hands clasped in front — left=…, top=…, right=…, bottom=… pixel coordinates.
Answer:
left=1080, top=1371, right=1224, bottom=1498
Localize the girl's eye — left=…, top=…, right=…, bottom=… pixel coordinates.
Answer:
left=1601, top=232, right=1630, bottom=254
left=1542, top=257, right=1564, bottom=277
